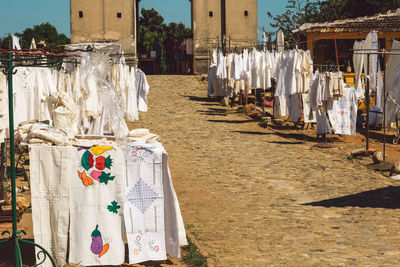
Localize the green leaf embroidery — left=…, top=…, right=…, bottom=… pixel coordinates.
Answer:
left=99, top=172, right=115, bottom=185
left=105, top=155, right=113, bottom=169
left=107, top=201, right=120, bottom=214
left=135, top=240, right=142, bottom=252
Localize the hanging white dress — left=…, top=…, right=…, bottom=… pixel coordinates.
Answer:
left=13, top=67, right=38, bottom=126
left=126, top=66, right=139, bottom=121
left=136, top=69, right=150, bottom=112
left=385, top=40, right=400, bottom=123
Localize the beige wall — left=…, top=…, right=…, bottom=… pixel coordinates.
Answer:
left=226, top=0, right=258, bottom=47
left=70, top=0, right=257, bottom=72
left=70, top=0, right=103, bottom=42
left=192, top=0, right=221, bottom=49
left=192, top=0, right=258, bottom=73
left=70, top=0, right=136, bottom=54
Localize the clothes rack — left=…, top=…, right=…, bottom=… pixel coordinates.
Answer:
left=0, top=50, right=72, bottom=267
left=352, top=48, right=400, bottom=160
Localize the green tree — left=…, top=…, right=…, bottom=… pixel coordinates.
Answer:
left=138, top=8, right=191, bottom=55
left=319, top=0, right=400, bottom=19
left=1, top=22, right=69, bottom=49
left=267, top=0, right=320, bottom=44
left=165, top=22, right=191, bottom=44
left=138, top=8, right=166, bottom=54
left=268, top=0, right=400, bottom=45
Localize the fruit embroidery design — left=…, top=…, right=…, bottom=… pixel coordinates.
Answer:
left=78, top=147, right=115, bottom=187
left=133, top=229, right=159, bottom=256
left=91, top=225, right=109, bottom=257
left=129, top=147, right=153, bottom=163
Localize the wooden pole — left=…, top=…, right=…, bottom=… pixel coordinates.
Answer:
left=382, top=51, right=386, bottom=161
left=366, top=54, right=370, bottom=151
left=245, top=80, right=248, bottom=105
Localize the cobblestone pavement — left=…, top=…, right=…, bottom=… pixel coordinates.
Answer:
left=131, top=75, right=400, bottom=266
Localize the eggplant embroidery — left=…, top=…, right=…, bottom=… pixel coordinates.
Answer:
left=90, top=225, right=110, bottom=257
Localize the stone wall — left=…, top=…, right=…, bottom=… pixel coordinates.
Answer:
left=192, top=0, right=258, bottom=74
left=70, top=0, right=136, bottom=55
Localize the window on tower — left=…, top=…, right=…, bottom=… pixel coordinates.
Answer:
left=117, top=12, right=122, bottom=18
left=244, top=10, right=248, bottom=16
left=79, top=11, right=83, bottom=18
left=209, top=11, right=213, bottom=17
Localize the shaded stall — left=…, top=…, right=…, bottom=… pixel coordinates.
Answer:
left=293, top=9, right=400, bottom=70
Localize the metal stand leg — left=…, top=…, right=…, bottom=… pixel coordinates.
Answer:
left=0, top=52, right=56, bottom=267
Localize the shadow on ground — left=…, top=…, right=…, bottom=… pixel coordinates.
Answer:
left=266, top=141, right=305, bottom=145
left=231, top=130, right=271, bottom=135
left=357, top=128, right=397, bottom=144
left=209, top=119, right=253, bottom=124
left=185, top=95, right=217, bottom=103
left=303, top=186, right=400, bottom=209
left=197, top=108, right=228, bottom=116
left=273, top=130, right=344, bottom=144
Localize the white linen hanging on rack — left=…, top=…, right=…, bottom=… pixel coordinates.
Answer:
left=13, top=67, right=40, bottom=126
left=11, top=35, right=21, bottom=50
left=385, top=40, right=400, bottom=123
left=69, top=145, right=126, bottom=266
left=30, top=145, right=75, bottom=267
left=126, top=66, right=139, bottom=121
left=124, top=141, right=187, bottom=264
left=136, top=69, right=150, bottom=112
left=277, top=30, right=284, bottom=53
left=0, top=72, right=8, bottom=142
left=353, top=40, right=365, bottom=93
left=327, top=87, right=358, bottom=136
left=376, top=64, right=384, bottom=108
left=364, top=31, right=378, bottom=92
left=30, top=38, right=37, bottom=50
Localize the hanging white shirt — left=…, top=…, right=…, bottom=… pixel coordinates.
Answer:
left=136, top=69, right=150, bottom=112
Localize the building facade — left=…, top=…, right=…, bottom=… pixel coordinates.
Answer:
left=70, top=0, right=137, bottom=55
left=70, top=0, right=258, bottom=73
left=191, top=0, right=258, bottom=73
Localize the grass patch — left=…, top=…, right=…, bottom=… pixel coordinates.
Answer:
left=182, top=237, right=207, bottom=267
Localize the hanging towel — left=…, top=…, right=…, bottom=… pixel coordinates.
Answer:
left=69, top=145, right=126, bottom=266
left=30, top=38, right=37, bottom=50
left=30, top=145, right=74, bottom=267
left=125, top=142, right=167, bottom=264
left=11, top=35, right=21, bottom=50
left=277, top=30, right=285, bottom=53
left=125, top=142, right=186, bottom=264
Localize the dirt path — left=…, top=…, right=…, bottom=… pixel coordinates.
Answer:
left=130, top=75, right=400, bottom=266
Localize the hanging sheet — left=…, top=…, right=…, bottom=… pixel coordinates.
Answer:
left=69, top=145, right=126, bottom=266
left=30, top=145, right=74, bottom=267
left=125, top=142, right=186, bottom=264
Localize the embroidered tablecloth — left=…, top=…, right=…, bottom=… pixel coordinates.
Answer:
left=69, top=145, right=126, bottom=266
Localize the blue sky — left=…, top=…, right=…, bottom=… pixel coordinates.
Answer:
left=0, top=0, right=293, bottom=40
